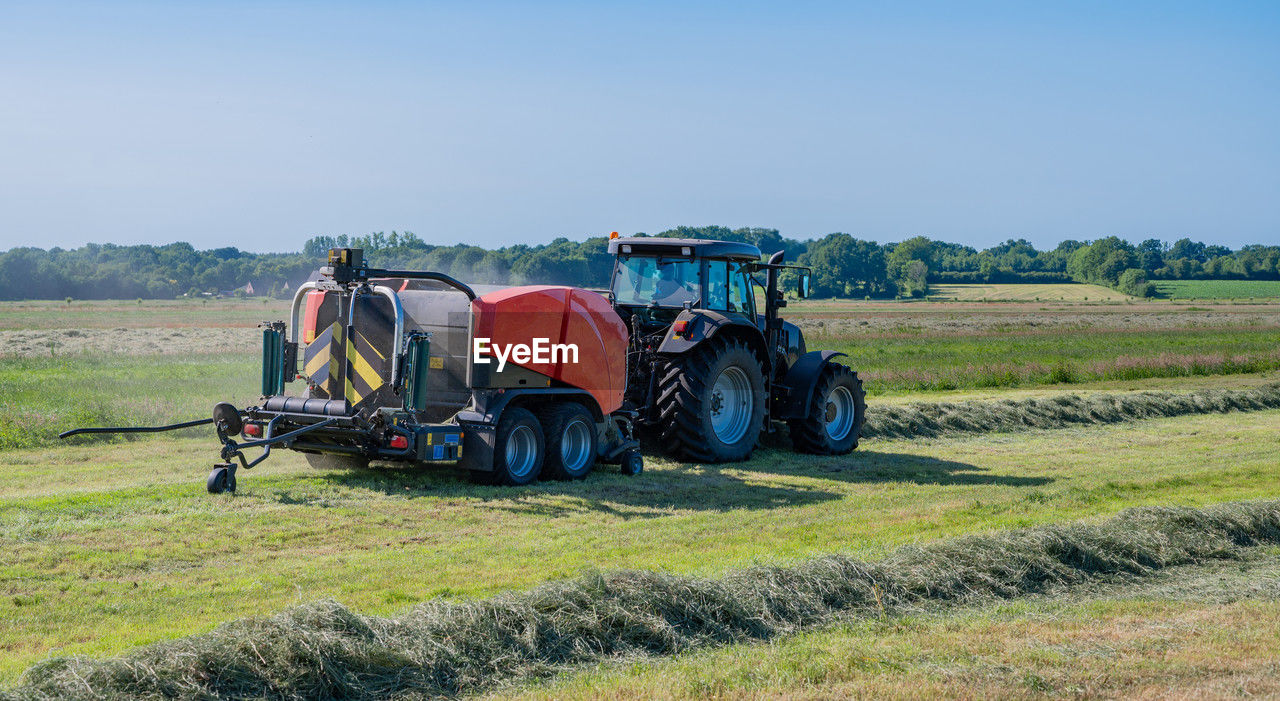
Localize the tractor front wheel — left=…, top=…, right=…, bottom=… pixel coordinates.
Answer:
left=655, top=337, right=766, bottom=462
left=789, top=364, right=865, bottom=454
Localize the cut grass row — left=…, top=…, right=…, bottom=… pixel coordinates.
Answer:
left=8, top=499, right=1279, bottom=699
left=863, top=382, right=1280, bottom=439
left=507, top=550, right=1280, bottom=699
left=3, top=410, right=1280, bottom=682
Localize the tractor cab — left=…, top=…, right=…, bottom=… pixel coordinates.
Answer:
left=606, top=236, right=812, bottom=364
left=608, top=238, right=764, bottom=332
left=609, top=239, right=760, bottom=306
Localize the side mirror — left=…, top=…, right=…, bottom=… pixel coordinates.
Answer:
left=403, top=334, right=432, bottom=414
left=798, top=270, right=812, bottom=299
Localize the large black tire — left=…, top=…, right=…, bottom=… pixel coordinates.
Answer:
left=304, top=453, right=371, bottom=470
left=540, top=402, right=597, bottom=481
left=788, top=364, right=865, bottom=455
left=655, top=337, right=767, bottom=462
left=470, top=406, right=545, bottom=486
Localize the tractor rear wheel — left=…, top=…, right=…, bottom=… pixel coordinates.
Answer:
left=655, top=337, right=766, bottom=462
left=540, top=403, right=597, bottom=480
left=471, top=407, right=545, bottom=486
left=788, top=364, right=865, bottom=454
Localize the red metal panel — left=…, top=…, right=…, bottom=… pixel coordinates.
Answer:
left=560, top=288, right=627, bottom=413
left=302, top=289, right=327, bottom=344
left=471, top=285, right=628, bottom=414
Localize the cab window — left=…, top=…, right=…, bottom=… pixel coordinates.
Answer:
left=612, top=255, right=700, bottom=307
left=706, top=260, right=729, bottom=311
left=729, top=261, right=755, bottom=315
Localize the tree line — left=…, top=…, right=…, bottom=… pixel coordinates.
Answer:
left=0, top=228, right=1277, bottom=301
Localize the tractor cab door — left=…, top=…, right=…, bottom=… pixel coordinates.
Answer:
left=704, top=258, right=757, bottom=320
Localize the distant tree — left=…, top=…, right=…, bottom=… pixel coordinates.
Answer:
left=1136, top=238, right=1165, bottom=273
left=1203, top=244, right=1232, bottom=260
left=900, top=260, right=929, bottom=297
left=1168, top=238, right=1206, bottom=262
left=885, top=236, right=937, bottom=292
left=799, top=233, right=888, bottom=297
left=1067, top=237, right=1137, bottom=286
left=1117, top=268, right=1152, bottom=297
left=0, top=229, right=1274, bottom=301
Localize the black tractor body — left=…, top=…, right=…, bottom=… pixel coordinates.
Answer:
left=607, top=236, right=866, bottom=461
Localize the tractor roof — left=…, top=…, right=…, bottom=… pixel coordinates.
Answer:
left=607, top=237, right=761, bottom=261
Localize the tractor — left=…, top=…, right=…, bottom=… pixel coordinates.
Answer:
left=61, top=238, right=864, bottom=491
left=607, top=236, right=865, bottom=462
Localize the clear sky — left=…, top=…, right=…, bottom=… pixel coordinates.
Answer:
left=1, top=1, right=1277, bottom=253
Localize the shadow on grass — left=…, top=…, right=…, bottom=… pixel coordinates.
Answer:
left=304, top=447, right=1049, bottom=517
left=312, top=461, right=843, bottom=517
left=761, top=448, right=1055, bottom=488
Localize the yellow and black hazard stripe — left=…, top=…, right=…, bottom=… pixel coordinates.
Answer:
left=302, top=322, right=344, bottom=398
left=344, top=327, right=387, bottom=406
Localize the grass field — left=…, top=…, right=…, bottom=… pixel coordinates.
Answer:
left=4, top=409, right=1280, bottom=683
left=2, top=298, right=1279, bottom=695
left=0, top=298, right=290, bottom=330
left=927, top=283, right=1130, bottom=302
left=1153, top=279, right=1280, bottom=300
left=0, top=354, right=260, bottom=449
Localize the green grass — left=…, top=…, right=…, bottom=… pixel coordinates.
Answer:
left=0, top=354, right=260, bottom=449
left=1152, top=279, right=1280, bottom=300
left=811, top=326, right=1280, bottom=393
left=3, top=410, right=1280, bottom=682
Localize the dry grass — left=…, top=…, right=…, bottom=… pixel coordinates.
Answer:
left=927, top=283, right=1132, bottom=302
left=7, top=500, right=1280, bottom=700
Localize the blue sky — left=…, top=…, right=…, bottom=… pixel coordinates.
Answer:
left=1, top=1, right=1277, bottom=252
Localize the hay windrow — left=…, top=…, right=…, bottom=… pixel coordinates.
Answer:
left=863, top=382, right=1280, bottom=440
left=7, top=500, right=1280, bottom=700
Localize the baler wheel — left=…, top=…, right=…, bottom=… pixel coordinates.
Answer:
left=471, top=407, right=545, bottom=486
left=788, top=364, right=865, bottom=455
left=540, top=403, right=596, bottom=480
left=619, top=449, right=643, bottom=476
left=207, top=464, right=235, bottom=494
